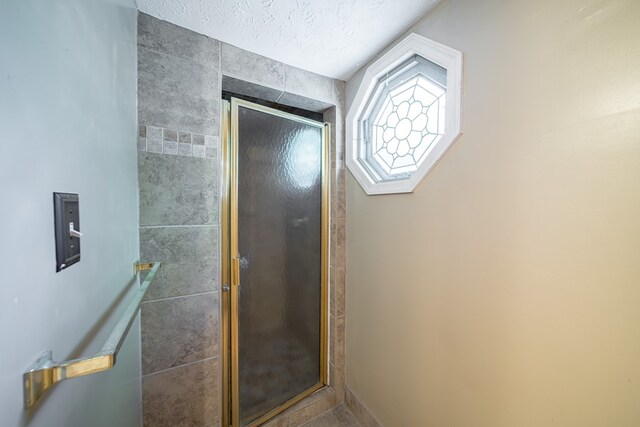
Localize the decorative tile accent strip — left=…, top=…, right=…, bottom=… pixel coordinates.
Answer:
left=178, top=143, right=192, bottom=156
left=163, top=141, right=178, bottom=155
left=139, top=126, right=218, bottom=158
left=192, top=133, right=205, bottom=145
left=178, top=131, right=191, bottom=144
left=147, top=126, right=163, bottom=141
left=163, top=129, right=177, bottom=141
left=192, top=144, right=206, bottom=158
left=148, top=139, right=163, bottom=153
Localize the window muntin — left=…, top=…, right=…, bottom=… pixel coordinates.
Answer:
left=346, top=33, right=463, bottom=195
left=359, top=56, right=447, bottom=182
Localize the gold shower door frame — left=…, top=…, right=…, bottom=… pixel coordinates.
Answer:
left=221, top=98, right=329, bottom=427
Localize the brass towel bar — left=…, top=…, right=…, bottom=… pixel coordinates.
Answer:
left=23, top=261, right=161, bottom=409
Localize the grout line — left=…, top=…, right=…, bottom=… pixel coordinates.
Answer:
left=221, top=70, right=284, bottom=93
left=142, top=355, right=219, bottom=378
left=299, top=406, right=337, bottom=427
left=142, top=290, right=220, bottom=305
left=139, top=224, right=219, bottom=229
left=137, top=45, right=209, bottom=69
left=282, top=61, right=286, bottom=88
left=274, top=62, right=286, bottom=102
left=291, top=387, right=335, bottom=412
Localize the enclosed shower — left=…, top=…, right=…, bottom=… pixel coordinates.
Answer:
left=221, top=98, right=329, bottom=426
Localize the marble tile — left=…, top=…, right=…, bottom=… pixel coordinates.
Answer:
left=143, top=358, right=219, bottom=427
left=163, top=128, right=177, bottom=141
left=278, top=91, right=333, bottom=113
left=336, top=143, right=345, bottom=162
left=334, top=106, right=346, bottom=161
left=178, top=143, right=192, bottom=156
left=147, top=139, right=163, bottom=153
left=330, top=157, right=337, bottom=214
left=138, top=151, right=217, bottom=226
left=192, top=144, right=206, bottom=157
left=329, top=363, right=345, bottom=402
left=324, top=106, right=339, bottom=220
left=222, top=75, right=284, bottom=103
left=330, top=169, right=337, bottom=220
left=204, top=135, right=217, bottom=147
left=138, top=47, right=219, bottom=135
left=330, top=267, right=345, bottom=317
left=178, top=131, right=192, bottom=144
left=141, top=292, right=218, bottom=374
left=221, top=42, right=284, bottom=90
left=335, top=164, right=346, bottom=220
left=284, top=65, right=342, bottom=104
left=262, top=415, right=289, bottom=427
left=287, top=389, right=338, bottom=426
left=323, top=107, right=337, bottom=161
left=301, top=405, right=360, bottom=427
left=147, top=125, right=163, bottom=141
left=331, top=218, right=346, bottom=270
left=192, top=133, right=205, bottom=145
left=139, top=226, right=217, bottom=301
left=345, top=390, right=382, bottom=427
left=138, top=12, right=219, bottom=68
left=330, top=218, right=337, bottom=269
left=163, top=141, right=178, bottom=155
left=330, top=315, right=345, bottom=368
left=262, top=388, right=337, bottom=427
left=336, top=81, right=347, bottom=109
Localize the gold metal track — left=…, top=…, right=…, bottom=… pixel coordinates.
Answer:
left=221, top=99, right=232, bottom=427
left=225, top=98, right=329, bottom=426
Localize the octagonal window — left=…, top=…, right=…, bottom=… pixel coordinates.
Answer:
left=347, top=34, right=463, bottom=195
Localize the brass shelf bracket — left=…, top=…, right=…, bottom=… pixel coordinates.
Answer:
left=134, top=261, right=155, bottom=275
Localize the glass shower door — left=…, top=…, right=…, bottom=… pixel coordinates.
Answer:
left=228, top=98, right=328, bottom=427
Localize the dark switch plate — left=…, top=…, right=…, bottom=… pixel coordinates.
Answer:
left=53, top=192, right=80, bottom=272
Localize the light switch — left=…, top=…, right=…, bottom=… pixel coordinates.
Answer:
left=53, top=192, right=81, bottom=272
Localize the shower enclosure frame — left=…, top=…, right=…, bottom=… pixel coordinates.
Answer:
left=220, top=98, right=330, bottom=427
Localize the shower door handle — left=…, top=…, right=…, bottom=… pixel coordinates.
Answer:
left=231, top=256, right=240, bottom=287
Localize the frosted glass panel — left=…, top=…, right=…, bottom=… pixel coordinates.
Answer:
left=236, top=105, right=323, bottom=425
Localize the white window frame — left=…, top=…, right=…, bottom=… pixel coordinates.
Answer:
left=346, top=33, right=463, bottom=195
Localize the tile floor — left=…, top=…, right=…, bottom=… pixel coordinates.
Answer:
left=301, top=405, right=361, bottom=426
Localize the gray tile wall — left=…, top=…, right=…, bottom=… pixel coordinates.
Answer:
left=137, top=11, right=346, bottom=427
left=137, top=12, right=221, bottom=427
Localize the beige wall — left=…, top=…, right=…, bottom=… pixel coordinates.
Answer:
left=345, top=0, right=640, bottom=425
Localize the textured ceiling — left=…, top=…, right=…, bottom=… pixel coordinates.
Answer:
left=136, top=0, right=441, bottom=80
